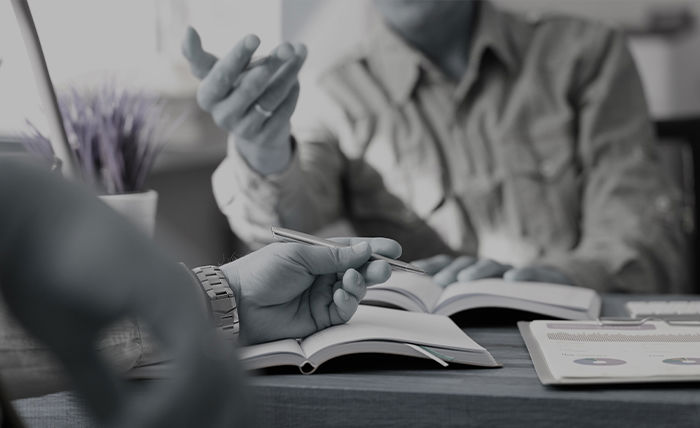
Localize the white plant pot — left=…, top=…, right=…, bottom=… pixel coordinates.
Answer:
left=99, top=190, right=158, bottom=238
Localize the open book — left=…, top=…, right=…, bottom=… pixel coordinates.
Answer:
left=363, top=271, right=601, bottom=320
left=240, top=306, right=499, bottom=374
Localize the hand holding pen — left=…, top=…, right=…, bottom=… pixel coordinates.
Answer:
left=271, top=227, right=427, bottom=275
left=225, top=233, right=405, bottom=344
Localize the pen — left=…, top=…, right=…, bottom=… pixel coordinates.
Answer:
left=270, top=226, right=427, bottom=275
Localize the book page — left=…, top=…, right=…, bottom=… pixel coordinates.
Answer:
left=239, top=338, right=306, bottom=370
left=364, top=271, right=443, bottom=312
left=529, top=320, right=700, bottom=381
left=435, top=279, right=597, bottom=312
left=300, top=306, right=485, bottom=359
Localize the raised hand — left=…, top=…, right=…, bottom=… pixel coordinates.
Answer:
left=182, top=27, right=307, bottom=174
left=221, top=238, right=401, bottom=345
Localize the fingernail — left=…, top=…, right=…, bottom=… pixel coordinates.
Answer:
left=296, top=44, right=308, bottom=60
left=351, top=269, right=361, bottom=285
left=351, top=242, right=369, bottom=255
left=343, top=290, right=350, bottom=302
left=244, top=34, right=260, bottom=50
left=277, top=43, right=294, bottom=60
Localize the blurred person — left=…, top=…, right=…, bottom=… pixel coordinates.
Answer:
left=0, top=158, right=399, bottom=427
left=183, top=0, right=687, bottom=293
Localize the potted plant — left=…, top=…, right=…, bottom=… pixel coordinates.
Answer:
left=22, top=84, right=180, bottom=237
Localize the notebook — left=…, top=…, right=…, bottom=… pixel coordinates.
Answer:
left=363, top=271, right=601, bottom=320
left=240, top=305, right=499, bottom=374
left=519, top=319, right=700, bottom=385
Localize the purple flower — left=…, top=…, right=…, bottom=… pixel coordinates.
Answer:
left=23, top=84, right=184, bottom=194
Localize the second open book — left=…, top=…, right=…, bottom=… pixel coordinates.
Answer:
left=363, top=271, right=602, bottom=321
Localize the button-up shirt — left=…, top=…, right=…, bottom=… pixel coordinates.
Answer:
left=212, top=2, right=688, bottom=293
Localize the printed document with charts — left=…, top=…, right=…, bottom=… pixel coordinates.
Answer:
left=363, top=271, right=601, bottom=320
left=519, top=320, right=700, bottom=384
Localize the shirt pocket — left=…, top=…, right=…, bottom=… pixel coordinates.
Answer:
left=498, top=128, right=581, bottom=248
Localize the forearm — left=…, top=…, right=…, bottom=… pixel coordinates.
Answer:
left=550, top=27, right=688, bottom=293
left=213, top=135, right=345, bottom=244
left=537, top=228, right=684, bottom=293
left=536, top=144, right=686, bottom=293
left=537, top=149, right=685, bottom=293
left=235, top=134, right=293, bottom=176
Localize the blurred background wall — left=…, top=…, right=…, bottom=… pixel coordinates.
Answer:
left=0, top=0, right=283, bottom=266
left=1, top=0, right=698, bottom=267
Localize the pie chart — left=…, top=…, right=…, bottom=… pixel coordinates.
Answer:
left=574, top=358, right=626, bottom=366
left=663, top=357, right=700, bottom=365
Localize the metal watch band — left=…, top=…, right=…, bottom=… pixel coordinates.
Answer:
left=191, top=265, right=240, bottom=342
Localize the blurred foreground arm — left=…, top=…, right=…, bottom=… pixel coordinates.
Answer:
left=0, top=159, right=248, bottom=427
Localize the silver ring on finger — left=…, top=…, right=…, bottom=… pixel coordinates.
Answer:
left=254, top=103, right=273, bottom=118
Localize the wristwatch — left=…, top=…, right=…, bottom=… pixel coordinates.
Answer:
left=189, top=265, right=240, bottom=343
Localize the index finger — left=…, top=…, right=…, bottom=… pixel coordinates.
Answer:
left=182, top=26, right=218, bottom=79
left=198, top=34, right=261, bottom=109
left=433, top=255, right=477, bottom=287
left=411, top=254, right=453, bottom=275
left=329, top=237, right=402, bottom=259
left=290, top=241, right=372, bottom=276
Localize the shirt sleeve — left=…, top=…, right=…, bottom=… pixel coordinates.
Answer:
left=211, top=122, right=347, bottom=247
left=536, top=29, right=688, bottom=293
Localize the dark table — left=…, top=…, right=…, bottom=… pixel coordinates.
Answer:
left=248, top=295, right=700, bottom=427
left=13, top=295, right=700, bottom=427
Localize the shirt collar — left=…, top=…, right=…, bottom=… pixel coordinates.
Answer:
left=365, top=1, right=518, bottom=105
left=473, top=1, right=518, bottom=74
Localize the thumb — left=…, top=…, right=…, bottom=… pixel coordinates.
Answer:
left=295, top=242, right=372, bottom=275
left=182, top=26, right=218, bottom=80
